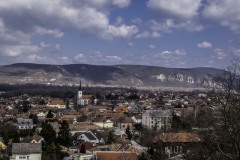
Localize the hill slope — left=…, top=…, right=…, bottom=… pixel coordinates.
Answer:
left=0, top=63, right=224, bottom=89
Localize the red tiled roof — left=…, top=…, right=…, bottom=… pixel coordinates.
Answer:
left=153, top=132, right=202, bottom=143
left=95, top=151, right=138, bottom=160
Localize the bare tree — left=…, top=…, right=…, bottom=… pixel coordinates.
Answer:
left=186, top=59, right=240, bottom=160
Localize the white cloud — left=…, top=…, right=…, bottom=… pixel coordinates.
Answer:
left=229, top=47, right=240, bottom=56
left=102, top=24, right=138, bottom=39
left=213, top=48, right=227, bottom=60
left=136, top=19, right=203, bottom=39
left=54, top=44, right=61, bottom=50
left=147, top=0, right=201, bottom=19
left=0, top=0, right=134, bottom=40
left=74, top=53, right=85, bottom=61
left=136, top=31, right=151, bottom=39
left=1, top=44, right=40, bottom=57
left=112, top=0, right=131, bottom=8
left=79, top=0, right=131, bottom=9
left=203, top=0, right=240, bottom=33
left=132, top=18, right=142, bottom=24
left=39, top=42, right=50, bottom=48
left=105, top=55, right=122, bottom=61
left=149, top=44, right=156, bottom=49
left=174, top=49, right=187, bottom=56
left=197, top=41, right=213, bottom=48
left=155, top=49, right=187, bottom=59
left=61, top=57, right=69, bottom=60
left=33, top=26, right=64, bottom=38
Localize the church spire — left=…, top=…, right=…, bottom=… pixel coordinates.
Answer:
left=78, top=80, right=82, bottom=91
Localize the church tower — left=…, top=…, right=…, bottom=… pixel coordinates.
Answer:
left=77, top=80, right=83, bottom=106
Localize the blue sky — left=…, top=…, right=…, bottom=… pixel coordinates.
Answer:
left=0, top=0, right=240, bottom=69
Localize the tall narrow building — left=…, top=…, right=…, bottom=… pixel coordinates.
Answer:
left=77, top=80, right=83, bottom=106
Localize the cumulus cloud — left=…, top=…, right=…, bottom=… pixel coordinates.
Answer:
left=197, top=41, right=213, bottom=48
left=105, top=55, right=122, bottom=61
left=0, top=0, right=135, bottom=41
left=101, top=24, right=138, bottom=39
left=136, top=19, right=203, bottom=39
left=147, top=0, right=201, bottom=19
left=0, top=0, right=136, bottom=65
left=112, top=0, right=131, bottom=8
left=136, top=31, right=151, bottom=39
left=155, top=49, right=187, bottom=59
left=0, top=0, right=110, bottom=37
left=74, top=53, right=86, bottom=61
left=203, top=0, right=240, bottom=33
left=213, top=48, right=227, bottom=60
left=1, top=44, right=40, bottom=57
left=73, top=51, right=122, bottom=64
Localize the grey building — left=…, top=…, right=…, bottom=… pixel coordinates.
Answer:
left=142, top=110, right=172, bottom=131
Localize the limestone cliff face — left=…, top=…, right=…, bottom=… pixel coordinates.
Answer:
left=0, top=63, right=223, bottom=89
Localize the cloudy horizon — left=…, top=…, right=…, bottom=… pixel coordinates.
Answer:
left=0, top=0, right=239, bottom=69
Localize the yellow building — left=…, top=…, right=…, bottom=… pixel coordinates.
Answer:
left=0, top=141, right=7, bottom=150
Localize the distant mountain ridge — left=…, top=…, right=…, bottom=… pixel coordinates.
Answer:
left=0, top=63, right=224, bottom=90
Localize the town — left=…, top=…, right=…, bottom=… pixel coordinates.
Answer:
left=0, top=80, right=224, bottom=160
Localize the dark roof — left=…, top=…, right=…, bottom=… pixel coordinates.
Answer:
left=7, top=109, right=18, bottom=115
left=12, top=143, right=42, bottom=154
left=21, top=135, right=43, bottom=143
left=84, top=132, right=96, bottom=141
left=89, top=129, right=102, bottom=140
left=100, top=147, right=110, bottom=151
left=116, top=117, right=134, bottom=123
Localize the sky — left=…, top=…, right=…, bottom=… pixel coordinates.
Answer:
left=0, top=0, right=240, bottom=69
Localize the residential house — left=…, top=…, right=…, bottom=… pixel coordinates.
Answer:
left=142, top=110, right=172, bottom=131
left=69, top=123, right=101, bottom=136
left=21, top=134, right=44, bottom=143
left=16, top=118, right=35, bottom=130
left=37, top=112, right=46, bottom=122
left=47, top=99, right=66, bottom=109
left=114, top=116, right=134, bottom=129
left=82, top=105, right=110, bottom=113
left=78, top=130, right=104, bottom=146
left=0, top=139, right=7, bottom=150
left=92, top=117, right=113, bottom=128
left=153, top=132, right=202, bottom=158
left=115, top=105, right=128, bottom=113
left=10, top=143, right=42, bottom=160
left=131, top=114, right=142, bottom=124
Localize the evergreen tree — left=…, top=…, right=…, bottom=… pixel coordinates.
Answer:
left=29, top=114, right=37, bottom=126
left=46, top=110, right=54, bottom=118
left=125, top=125, right=132, bottom=140
left=57, top=120, right=70, bottom=147
left=40, top=122, right=56, bottom=144
left=106, top=130, right=115, bottom=144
